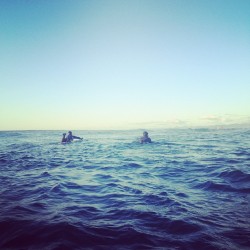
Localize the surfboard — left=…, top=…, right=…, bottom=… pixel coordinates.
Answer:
left=61, top=139, right=83, bottom=144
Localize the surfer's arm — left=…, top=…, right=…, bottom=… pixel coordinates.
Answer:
left=72, top=136, right=83, bottom=140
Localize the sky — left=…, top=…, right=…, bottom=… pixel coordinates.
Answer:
left=0, top=0, right=250, bottom=130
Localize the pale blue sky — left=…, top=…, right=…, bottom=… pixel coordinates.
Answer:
left=1, top=0, right=250, bottom=130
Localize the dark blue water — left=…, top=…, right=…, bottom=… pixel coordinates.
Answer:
left=0, top=129, right=249, bottom=250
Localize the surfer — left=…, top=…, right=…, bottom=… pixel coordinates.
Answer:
left=61, top=133, right=67, bottom=143
left=66, top=131, right=83, bottom=142
left=140, top=131, right=152, bottom=143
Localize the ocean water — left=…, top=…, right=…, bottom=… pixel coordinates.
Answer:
left=0, top=129, right=249, bottom=250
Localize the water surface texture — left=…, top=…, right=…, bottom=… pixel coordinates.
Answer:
left=0, top=129, right=249, bottom=249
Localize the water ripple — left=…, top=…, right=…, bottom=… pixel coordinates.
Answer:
left=0, top=129, right=249, bottom=249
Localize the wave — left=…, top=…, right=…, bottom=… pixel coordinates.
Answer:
left=193, top=180, right=250, bottom=193
left=1, top=129, right=250, bottom=249
left=219, top=169, right=250, bottom=183
left=0, top=220, right=162, bottom=249
left=233, top=148, right=250, bottom=157
left=0, top=218, right=204, bottom=250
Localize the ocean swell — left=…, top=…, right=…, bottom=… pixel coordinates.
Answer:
left=0, top=129, right=249, bottom=249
